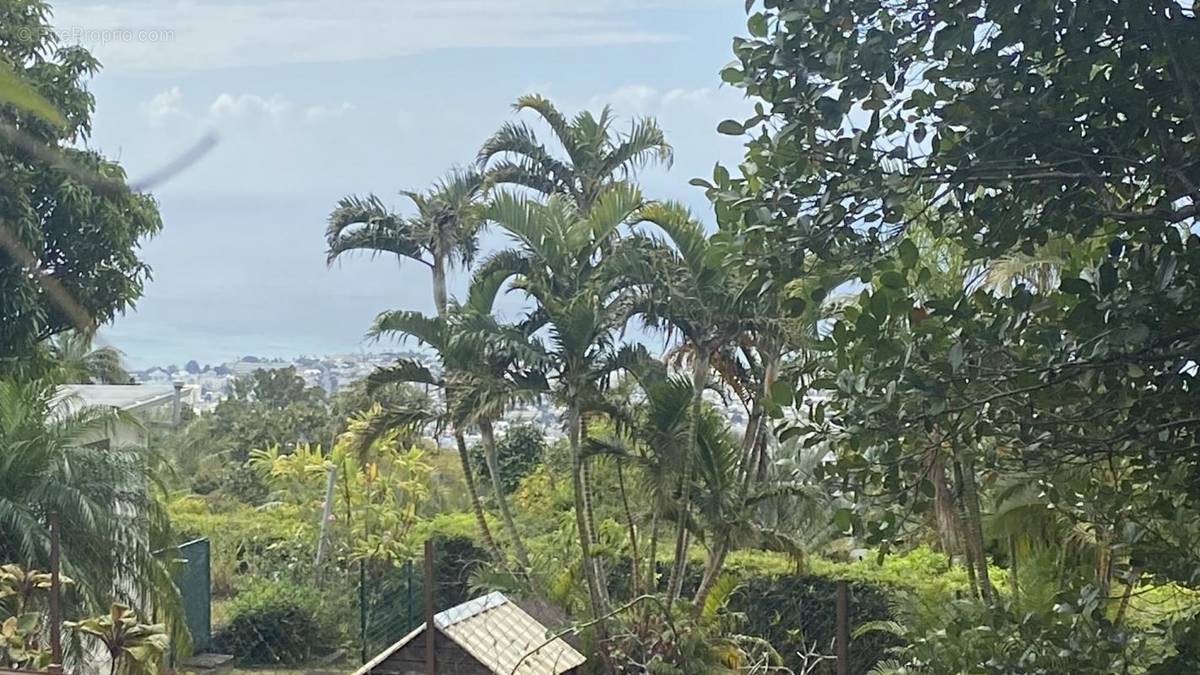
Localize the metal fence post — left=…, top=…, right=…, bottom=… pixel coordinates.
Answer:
left=359, top=559, right=368, bottom=664
left=49, top=512, right=63, bottom=673
left=836, top=580, right=849, bottom=675
left=424, top=540, right=436, bottom=675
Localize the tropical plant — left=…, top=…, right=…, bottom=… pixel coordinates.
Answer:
left=366, top=277, right=548, bottom=571
left=326, top=168, right=485, bottom=315
left=475, top=182, right=653, bottom=616
left=478, top=94, right=672, bottom=213
left=0, top=379, right=184, bottom=642
left=67, top=603, right=168, bottom=675
left=327, top=167, right=503, bottom=558
left=249, top=422, right=431, bottom=566
left=46, top=331, right=130, bottom=384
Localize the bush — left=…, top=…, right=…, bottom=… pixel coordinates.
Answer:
left=213, top=580, right=339, bottom=665
left=471, top=423, right=546, bottom=494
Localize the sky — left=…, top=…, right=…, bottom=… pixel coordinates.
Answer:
left=55, top=0, right=755, bottom=368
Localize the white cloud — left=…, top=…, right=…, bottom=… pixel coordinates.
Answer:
left=208, top=93, right=293, bottom=122
left=142, top=86, right=186, bottom=124
left=50, top=0, right=687, bottom=72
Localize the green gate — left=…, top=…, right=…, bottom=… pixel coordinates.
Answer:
left=174, top=538, right=212, bottom=653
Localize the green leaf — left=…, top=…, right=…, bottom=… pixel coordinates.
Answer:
left=770, top=379, right=794, bottom=407
left=720, top=67, right=745, bottom=84
left=0, top=63, right=67, bottom=128
left=880, top=271, right=906, bottom=289
left=898, top=238, right=919, bottom=269
left=834, top=508, right=854, bottom=532
left=1059, top=277, right=1092, bottom=296
left=748, top=12, right=768, bottom=38
left=717, top=119, right=746, bottom=135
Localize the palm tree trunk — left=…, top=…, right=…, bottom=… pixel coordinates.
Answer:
left=431, top=257, right=448, bottom=317
left=616, top=462, right=639, bottom=597
left=668, top=348, right=709, bottom=603
left=739, top=349, right=776, bottom=492
left=455, top=431, right=503, bottom=562
left=570, top=411, right=608, bottom=617
left=692, top=535, right=730, bottom=611
left=580, top=422, right=610, bottom=607
left=479, top=419, right=532, bottom=571
left=646, top=508, right=660, bottom=593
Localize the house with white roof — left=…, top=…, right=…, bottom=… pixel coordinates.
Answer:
left=54, top=383, right=192, bottom=447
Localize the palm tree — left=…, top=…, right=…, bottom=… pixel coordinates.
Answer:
left=326, top=168, right=504, bottom=555
left=326, top=168, right=485, bottom=315
left=47, top=332, right=129, bottom=384
left=587, top=361, right=826, bottom=611
left=474, top=183, right=650, bottom=616
left=616, top=203, right=749, bottom=601
left=366, top=279, right=548, bottom=571
left=0, top=380, right=183, bottom=653
left=478, top=94, right=672, bottom=214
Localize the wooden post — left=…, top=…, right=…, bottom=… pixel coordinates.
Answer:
left=424, top=539, right=436, bottom=675
left=49, top=512, right=63, bottom=673
left=835, top=580, right=849, bottom=675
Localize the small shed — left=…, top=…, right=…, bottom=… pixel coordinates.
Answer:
left=355, top=592, right=585, bottom=675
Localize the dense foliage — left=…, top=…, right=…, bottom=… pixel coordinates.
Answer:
left=212, top=579, right=339, bottom=665
left=0, top=0, right=162, bottom=374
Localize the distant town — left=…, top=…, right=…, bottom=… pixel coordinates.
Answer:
left=131, top=350, right=754, bottom=443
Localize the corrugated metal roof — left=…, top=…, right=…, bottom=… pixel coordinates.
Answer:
left=440, top=593, right=585, bottom=675
left=55, top=384, right=177, bottom=412
left=354, top=592, right=585, bottom=675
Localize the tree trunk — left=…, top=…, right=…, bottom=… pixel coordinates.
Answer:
left=646, top=508, right=660, bottom=593
left=692, top=536, right=730, bottom=611
left=431, top=257, right=448, bottom=317
left=570, top=411, right=608, bottom=617
left=931, top=453, right=964, bottom=555
left=1008, top=534, right=1020, bottom=607
left=616, top=462, right=639, bottom=597
left=1114, top=566, right=1141, bottom=627
left=957, top=455, right=993, bottom=604
left=579, top=420, right=610, bottom=608
left=668, top=348, right=708, bottom=603
left=479, top=419, right=532, bottom=571
left=739, top=349, right=776, bottom=493
left=952, top=457, right=980, bottom=601
left=455, top=430, right=503, bottom=562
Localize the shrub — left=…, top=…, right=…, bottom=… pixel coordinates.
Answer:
left=470, top=423, right=546, bottom=494
left=212, top=580, right=338, bottom=665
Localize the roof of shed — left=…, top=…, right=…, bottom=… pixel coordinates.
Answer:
left=355, top=592, right=585, bottom=675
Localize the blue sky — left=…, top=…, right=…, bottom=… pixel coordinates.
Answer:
left=56, top=0, right=753, bottom=367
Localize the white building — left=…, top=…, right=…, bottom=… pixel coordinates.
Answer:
left=54, top=383, right=193, bottom=447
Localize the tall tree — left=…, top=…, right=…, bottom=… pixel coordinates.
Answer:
left=326, top=168, right=485, bottom=316
left=476, top=183, right=650, bottom=616
left=478, top=94, right=672, bottom=213
left=716, top=0, right=1200, bottom=588
left=367, top=276, right=548, bottom=571
left=0, top=1, right=163, bottom=374
left=326, top=168, right=503, bottom=555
